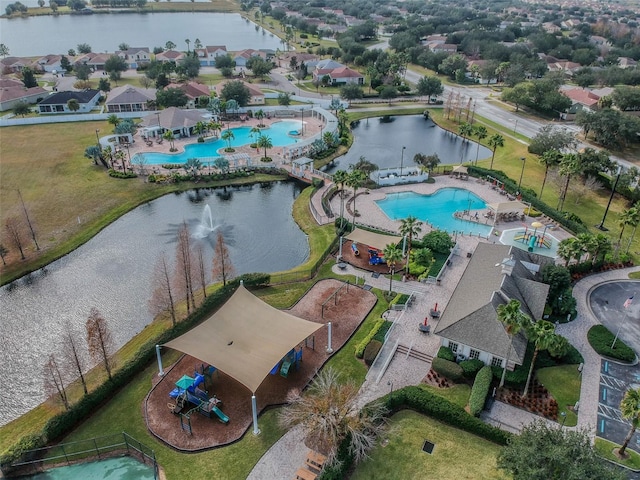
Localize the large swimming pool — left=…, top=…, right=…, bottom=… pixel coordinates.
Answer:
left=139, top=120, right=303, bottom=165
left=23, top=456, right=155, bottom=480
left=375, top=188, right=493, bottom=236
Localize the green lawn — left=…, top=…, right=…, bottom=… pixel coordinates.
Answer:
left=351, top=411, right=509, bottom=480
left=595, top=437, right=640, bottom=470
left=536, top=365, right=581, bottom=427
left=417, top=383, right=472, bottom=408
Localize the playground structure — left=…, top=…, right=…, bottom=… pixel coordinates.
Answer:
left=270, top=347, right=304, bottom=378
left=514, top=227, right=552, bottom=251
left=321, top=280, right=352, bottom=318
left=168, top=373, right=230, bottom=429
left=368, top=248, right=385, bottom=265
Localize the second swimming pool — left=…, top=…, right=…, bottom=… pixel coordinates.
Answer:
left=375, top=188, right=493, bottom=236
left=139, top=120, right=303, bottom=165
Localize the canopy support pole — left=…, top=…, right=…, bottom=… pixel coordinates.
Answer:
left=156, top=345, right=164, bottom=377
left=252, top=394, right=261, bottom=435
left=326, top=322, right=333, bottom=353
left=338, top=236, right=343, bottom=261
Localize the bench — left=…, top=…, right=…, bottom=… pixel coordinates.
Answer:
left=294, top=467, right=317, bottom=480
left=305, top=450, right=327, bottom=473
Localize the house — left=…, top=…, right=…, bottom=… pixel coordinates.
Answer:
left=37, top=89, right=101, bottom=114
left=106, top=85, right=156, bottom=113
left=74, top=52, right=111, bottom=71
left=312, top=60, right=364, bottom=85
left=36, top=54, right=63, bottom=73
left=117, top=47, right=151, bottom=69
left=559, top=87, right=601, bottom=120
left=196, top=46, right=227, bottom=67
left=233, top=49, right=263, bottom=67
left=176, top=82, right=211, bottom=108
left=155, top=50, right=184, bottom=64
left=0, top=78, right=48, bottom=112
left=618, top=57, right=638, bottom=69
left=139, top=106, right=207, bottom=138
left=213, top=80, right=265, bottom=105
left=548, top=60, right=582, bottom=75
left=434, top=243, right=551, bottom=371
left=1, top=56, right=36, bottom=73
left=430, top=43, right=458, bottom=54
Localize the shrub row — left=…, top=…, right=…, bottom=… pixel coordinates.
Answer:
left=432, top=357, right=464, bottom=382
left=318, top=386, right=511, bottom=480
left=468, top=166, right=589, bottom=235
left=372, top=321, right=392, bottom=343
left=363, top=340, right=383, bottom=366
left=108, top=169, right=137, bottom=179
left=587, top=325, right=636, bottom=363
left=469, top=366, right=493, bottom=417
left=355, top=318, right=385, bottom=359
left=460, top=359, right=485, bottom=379
left=391, top=293, right=410, bottom=306
left=437, top=346, right=456, bottom=362
left=0, top=272, right=271, bottom=470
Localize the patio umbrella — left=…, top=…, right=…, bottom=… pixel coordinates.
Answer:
left=176, top=374, right=195, bottom=390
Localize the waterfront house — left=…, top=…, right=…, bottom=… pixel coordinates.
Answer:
left=196, top=46, right=228, bottom=67
left=106, top=85, right=156, bottom=113
left=37, top=89, right=101, bottom=114
left=0, top=78, right=48, bottom=111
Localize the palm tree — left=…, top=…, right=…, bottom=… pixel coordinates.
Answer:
left=194, top=121, right=207, bottom=140
left=107, top=114, right=120, bottom=128
left=473, top=125, right=488, bottom=165
left=184, top=157, right=202, bottom=178
left=557, top=237, right=583, bottom=266
left=163, top=130, right=176, bottom=152
left=351, top=156, right=378, bottom=176
left=497, top=299, right=527, bottom=388
left=185, top=38, right=191, bottom=53
left=487, top=134, right=505, bottom=170
left=592, top=233, right=613, bottom=265
left=619, top=388, right=640, bottom=457
left=522, top=320, right=564, bottom=397
left=399, top=216, right=423, bottom=276
left=346, top=169, right=367, bottom=229
left=255, top=109, right=265, bottom=127
left=250, top=126, right=261, bottom=143
left=221, top=128, right=235, bottom=151
left=208, top=121, right=222, bottom=138
left=383, top=243, right=403, bottom=295
left=257, top=134, right=273, bottom=160
left=332, top=169, right=349, bottom=223
left=557, top=153, right=579, bottom=212
left=618, top=207, right=637, bottom=245
left=278, top=368, right=387, bottom=465
left=538, top=149, right=563, bottom=199
left=458, top=122, right=474, bottom=143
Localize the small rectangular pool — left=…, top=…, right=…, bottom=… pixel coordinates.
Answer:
left=23, top=456, right=156, bottom=480
left=375, top=188, right=492, bottom=237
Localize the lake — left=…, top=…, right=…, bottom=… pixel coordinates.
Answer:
left=0, top=182, right=308, bottom=426
left=0, top=12, right=282, bottom=57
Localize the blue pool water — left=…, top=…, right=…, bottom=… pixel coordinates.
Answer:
left=24, top=456, right=155, bottom=480
left=140, top=120, right=303, bottom=165
left=375, top=188, right=493, bottom=236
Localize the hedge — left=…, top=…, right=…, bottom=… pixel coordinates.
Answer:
left=437, top=346, right=456, bottom=362
left=363, top=340, right=383, bottom=366
left=0, top=273, right=270, bottom=470
left=468, top=366, right=493, bottom=417
left=355, top=318, right=385, bottom=358
left=372, top=321, right=392, bottom=343
left=587, top=325, right=636, bottom=363
left=317, top=386, right=511, bottom=480
left=460, top=359, right=485, bottom=379
left=431, top=357, right=464, bottom=382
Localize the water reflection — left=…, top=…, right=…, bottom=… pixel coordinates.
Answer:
left=325, top=115, right=492, bottom=173
left=0, top=182, right=308, bottom=425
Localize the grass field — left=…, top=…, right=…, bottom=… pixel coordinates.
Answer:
left=351, top=411, right=508, bottom=480
left=536, top=365, right=581, bottom=427
left=595, top=437, right=640, bottom=470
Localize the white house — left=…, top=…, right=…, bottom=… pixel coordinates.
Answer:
left=37, top=89, right=101, bottom=114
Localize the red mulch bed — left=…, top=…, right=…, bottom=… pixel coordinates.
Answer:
left=496, top=379, right=559, bottom=421
left=341, top=240, right=407, bottom=274
left=144, top=279, right=377, bottom=451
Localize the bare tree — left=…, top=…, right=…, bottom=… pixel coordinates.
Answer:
left=571, top=176, right=603, bottom=205
left=43, top=353, right=70, bottom=410
left=86, top=307, right=114, bottom=380
left=61, top=323, right=88, bottom=395
left=17, top=188, right=39, bottom=250
left=174, top=222, right=197, bottom=314
left=211, top=231, right=235, bottom=286
left=149, top=253, right=177, bottom=326
left=5, top=216, right=26, bottom=260
left=279, top=368, right=387, bottom=466
left=196, top=245, right=208, bottom=300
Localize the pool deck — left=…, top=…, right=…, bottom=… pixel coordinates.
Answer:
left=329, top=175, right=574, bottom=247
left=115, top=115, right=323, bottom=173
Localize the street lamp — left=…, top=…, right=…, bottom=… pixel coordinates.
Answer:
left=513, top=118, right=519, bottom=134
left=518, top=156, right=526, bottom=190
left=596, top=165, right=623, bottom=231
left=400, top=146, right=406, bottom=176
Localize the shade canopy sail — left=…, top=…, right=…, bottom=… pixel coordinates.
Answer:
left=487, top=201, right=528, bottom=215
left=163, top=285, right=323, bottom=394
left=345, top=228, right=403, bottom=252
left=452, top=165, right=468, bottom=174
left=176, top=375, right=194, bottom=390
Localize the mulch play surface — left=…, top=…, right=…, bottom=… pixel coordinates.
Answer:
left=341, top=240, right=407, bottom=275
left=144, top=279, right=377, bottom=451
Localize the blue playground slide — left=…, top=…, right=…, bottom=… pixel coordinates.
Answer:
left=351, top=242, right=360, bottom=256
left=212, top=405, right=230, bottom=424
